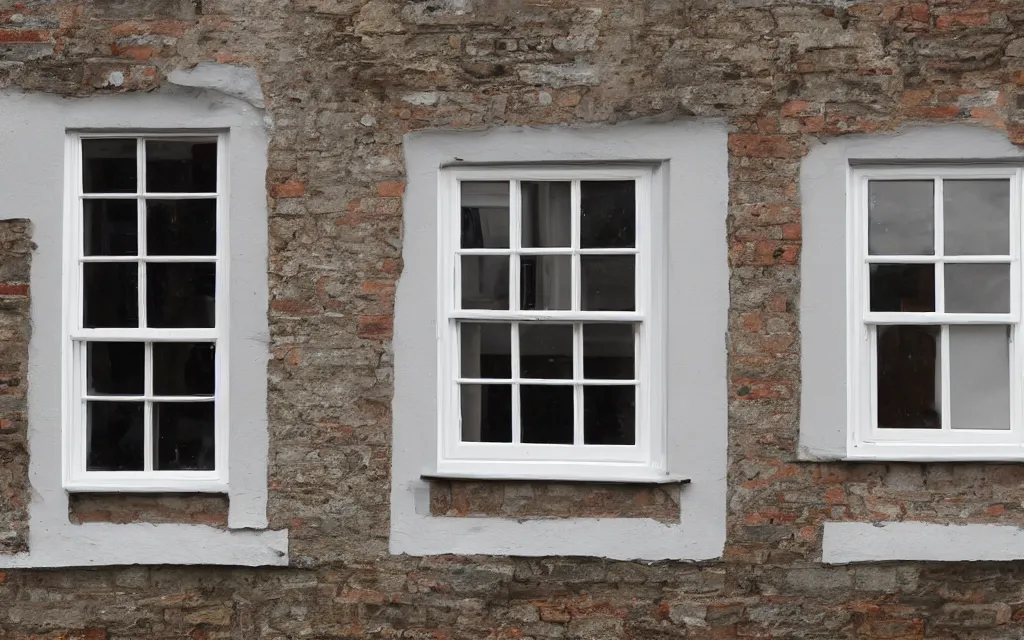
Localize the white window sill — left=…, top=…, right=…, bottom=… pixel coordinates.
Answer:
left=847, top=442, right=1024, bottom=462
left=64, top=478, right=229, bottom=493
left=424, top=469, right=690, bottom=485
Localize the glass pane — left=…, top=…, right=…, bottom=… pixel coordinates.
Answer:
left=460, top=323, right=511, bottom=379
left=521, top=384, right=574, bottom=444
left=868, top=180, right=934, bottom=255
left=869, top=264, right=935, bottom=312
left=86, top=401, right=144, bottom=471
left=520, top=324, right=573, bottom=379
left=87, top=342, right=144, bottom=395
left=154, top=342, right=215, bottom=396
left=460, top=383, right=511, bottom=443
left=147, top=199, right=216, bottom=256
left=461, top=182, right=509, bottom=249
left=950, top=325, right=1010, bottom=430
left=521, top=255, right=571, bottom=310
left=146, top=140, right=217, bottom=193
left=84, top=199, right=137, bottom=256
left=581, top=255, right=635, bottom=311
left=945, top=263, right=1010, bottom=313
left=877, top=325, right=941, bottom=429
left=83, top=263, right=138, bottom=328
left=82, top=138, right=137, bottom=193
left=521, top=181, right=570, bottom=248
left=153, top=402, right=216, bottom=470
left=147, top=263, right=216, bottom=328
left=584, top=385, right=635, bottom=444
left=581, top=181, right=635, bottom=249
left=583, top=324, right=634, bottom=380
left=944, top=179, right=1010, bottom=256
left=461, top=255, right=509, bottom=310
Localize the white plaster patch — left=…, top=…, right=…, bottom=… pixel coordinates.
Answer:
left=108, top=71, right=125, bottom=87
left=824, top=521, right=1024, bottom=563
left=402, top=91, right=439, bottom=106
left=168, top=63, right=265, bottom=109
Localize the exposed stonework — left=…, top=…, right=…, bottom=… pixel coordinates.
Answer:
left=6, top=0, right=1024, bottom=635
left=68, top=494, right=230, bottom=527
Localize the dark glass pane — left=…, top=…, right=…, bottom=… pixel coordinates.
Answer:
left=877, top=325, right=941, bottom=429
left=945, top=263, right=1010, bottom=313
left=154, top=402, right=216, bottom=470
left=521, top=384, right=574, bottom=444
left=146, top=140, right=217, bottom=193
left=520, top=255, right=571, bottom=310
left=147, top=263, right=216, bottom=328
left=520, top=324, right=573, bottom=379
left=86, top=401, right=144, bottom=471
left=521, top=181, right=571, bottom=248
left=82, top=138, right=137, bottom=194
left=84, top=263, right=138, bottom=328
left=581, top=255, right=635, bottom=311
left=460, top=323, right=511, bottom=379
left=461, top=256, right=509, bottom=310
left=460, top=384, right=512, bottom=443
left=84, top=199, right=137, bottom=256
left=944, top=180, right=1010, bottom=256
left=868, top=180, right=934, bottom=255
left=147, top=199, right=216, bottom=256
left=584, top=385, right=635, bottom=445
left=869, top=264, right=935, bottom=312
left=154, top=342, right=215, bottom=396
left=87, top=342, right=144, bottom=395
left=583, top=324, right=634, bottom=380
left=461, top=182, right=509, bottom=249
left=581, top=181, right=635, bottom=248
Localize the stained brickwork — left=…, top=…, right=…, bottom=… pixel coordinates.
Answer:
left=5, top=0, right=1024, bottom=636
left=68, top=494, right=229, bottom=527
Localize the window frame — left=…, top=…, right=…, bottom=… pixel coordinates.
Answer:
left=847, top=164, right=1024, bottom=460
left=61, top=131, right=230, bottom=492
left=436, top=164, right=667, bottom=481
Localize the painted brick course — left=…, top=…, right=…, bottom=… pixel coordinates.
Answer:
left=6, top=0, right=1024, bottom=636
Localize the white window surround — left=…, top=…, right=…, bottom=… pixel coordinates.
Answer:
left=847, top=165, right=1024, bottom=460
left=0, top=88, right=286, bottom=567
left=437, top=166, right=667, bottom=482
left=393, top=122, right=728, bottom=560
left=63, top=132, right=229, bottom=493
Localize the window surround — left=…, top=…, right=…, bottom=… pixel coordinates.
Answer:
left=436, top=165, right=667, bottom=483
left=63, top=132, right=229, bottom=493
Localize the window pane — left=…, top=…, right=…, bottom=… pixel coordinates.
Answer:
left=869, top=264, right=935, bottom=312
left=153, top=402, right=215, bottom=470
left=581, top=181, right=635, bottom=248
left=147, top=199, right=216, bottom=256
left=521, top=181, right=570, bottom=248
left=521, top=384, right=574, bottom=444
left=147, top=263, right=216, bottom=328
left=84, top=263, right=138, bottom=328
left=461, top=182, right=509, bottom=249
left=87, top=342, right=144, bottom=395
left=868, top=180, right=934, bottom=255
left=82, top=138, right=137, bottom=194
left=944, top=179, right=1010, bottom=256
left=949, top=325, right=1010, bottom=430
left=84, top=199, right=137, bottom=256
left=877, top=325, right=941, bottom=429
left=460, top=383, right=511, bottom=442
left=584, top=386, right=635, bottom=444
left=945, top=263, right=1010, bottom=313
left=86, top=401, right=144, bottom=471
left=146, top=140, right=217, bottom=193
left=461, top=255, right=509, bottom=310
left=583, top=323, right=634, bottom=380
left=521, top=255, right=571, bottom=310
left=520, top=324, right=573, bottom=379
left=154, top=342, right=215, bottom=396
left=581, top=255, right=635, bottom=311
left=460, top=323, right=511, bottom=379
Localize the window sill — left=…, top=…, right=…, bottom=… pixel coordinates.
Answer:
left=64, top=479, right=228, bottom=493
left=423, top=471, right=690, bottom=485
left=847, top=442, right=1024, bottom=462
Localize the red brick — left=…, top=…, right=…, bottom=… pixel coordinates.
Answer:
left=728, top=134, right=802, bottom=159
left=376, top=181, right=405, bottom=197
left=357, top=315, right=393, bottom=339
left=0, top=283, right=28, bottom=296
left=908, top=3, right=929, bottom=22
left=935, top=11, right=989, bottom=29
left=272, top=180, right=306, bottom=198
left=0, top=29, right=51, bottom=43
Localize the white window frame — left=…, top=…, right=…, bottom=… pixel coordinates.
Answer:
left=848, top=164, right=1024, bottom=460
left=62, top=131, right=230, bottom=492
left=436, top=165, right=667, bottom=481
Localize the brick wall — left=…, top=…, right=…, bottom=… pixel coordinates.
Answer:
left=6, top=0, right=1024, bottom=636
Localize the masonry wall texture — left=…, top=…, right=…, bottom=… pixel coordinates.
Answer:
left=7, top=0, right=1024, bottom=637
